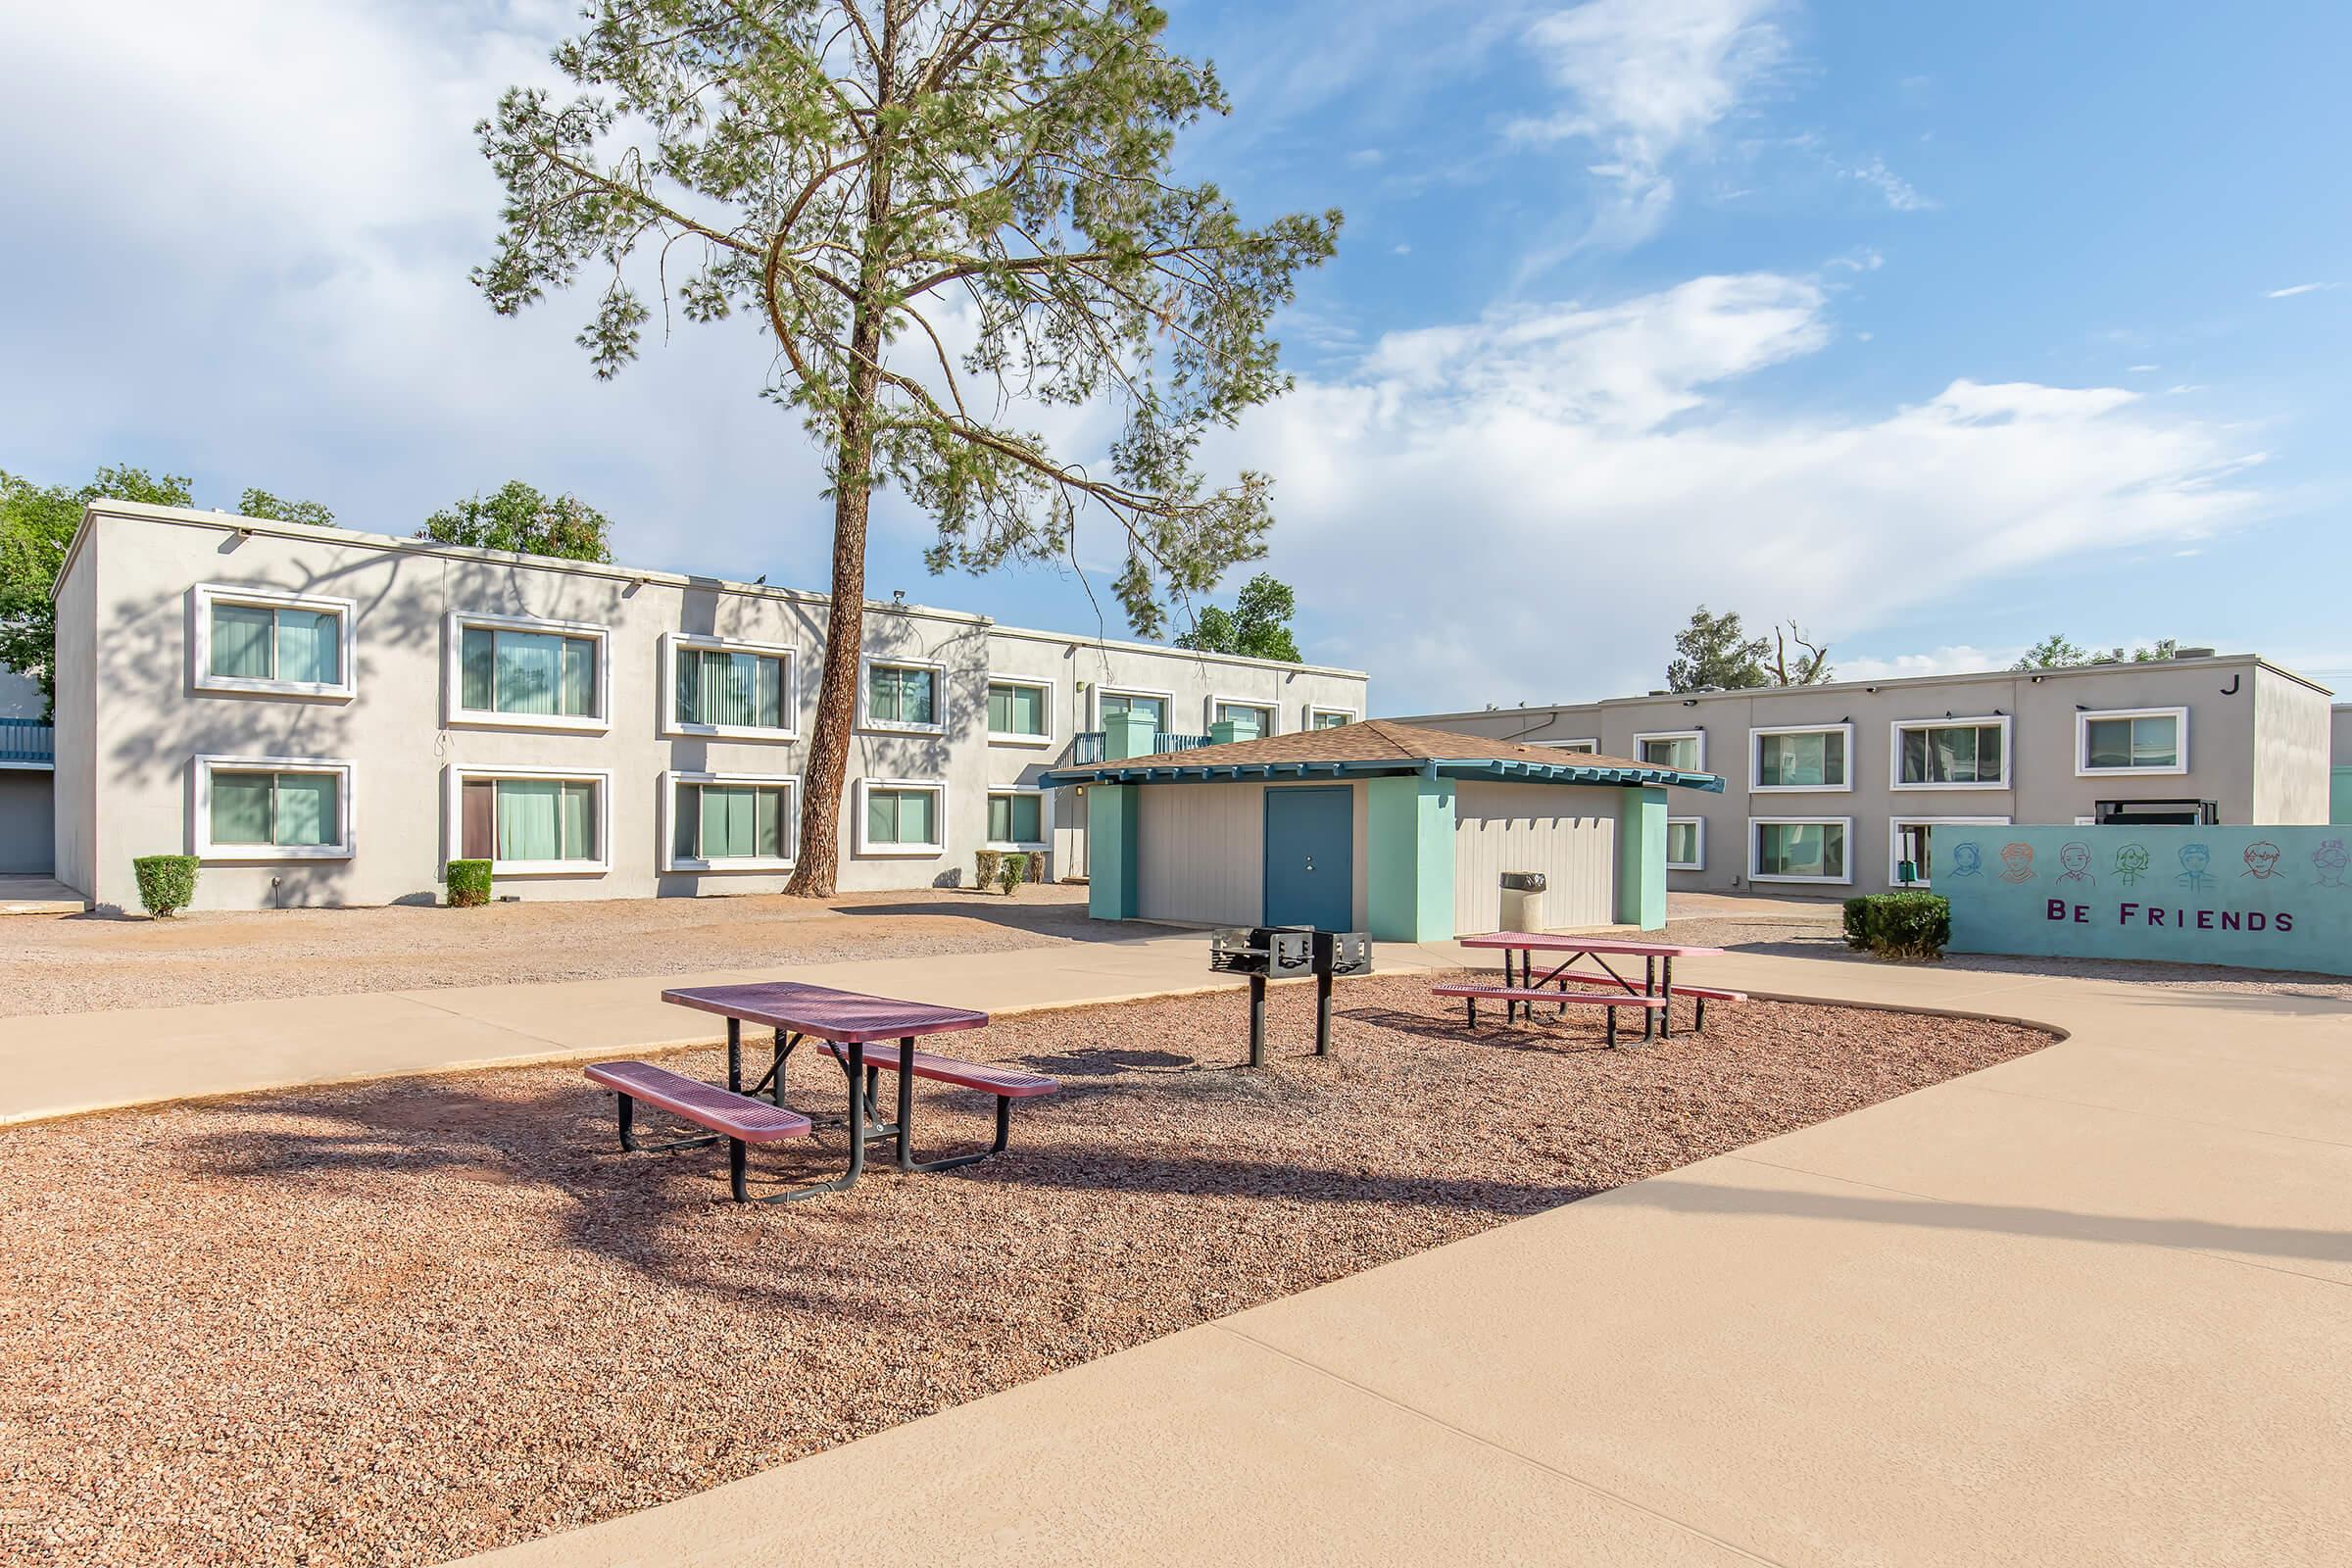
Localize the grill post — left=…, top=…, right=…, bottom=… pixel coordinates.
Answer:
left=1315, top=971, right=1333, bottom=1055
left=1249, top=975, right=1267, bottom=1068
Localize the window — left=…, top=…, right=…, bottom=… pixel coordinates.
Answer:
left=449, top=767, right=610, bottom=874
left=1307, top=706, right=1356, bottom=730
left=986, top=677, right=1054, bottom=745
left=1635, top=731, right=1704, bottom=772
left=1750, top=817, right=1851, bottom=884
left=1890, top=716, right=2010, bottom=789
left=1211, top=699, right=1272, bottom=738
left=856, top=778, right=946, bottom=856
left=987, top=789, right=1048, bottom=847
left=192, top=586, right=355, bottom=699
left=446, top=613, right=608, bottom=730
left=663, top=635, right=795, bottom=739
left=1888, top=817, right=2009, bottom=888
left=2077, top=707, right=2186, bottom=776
left=860, top=657, right=945, bottom=734
left=1666, top=817, right=1704, bottom=870
left=664, top=772, right=797, bottom=870
left=1751, top=724, right=1851, bottom=792
left=1098, top=689, right=1170, bottom=731
left=193, top=756, right=353, bottom=859
left=1544, top=738, right=1599, bottom=754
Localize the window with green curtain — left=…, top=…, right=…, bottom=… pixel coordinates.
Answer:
left=209, top=603, right=276, bottom=679
left=209, top=769, right=338, bottom=848
left=1666, top=820, right=1700, bottom=865
left=865, top=786, right=938, bottom=846
left=1755, top=821, right=1844, bottom=879
left=1100, top=692, right=1167, bottom=729
left=273, top=609, right=339, bottom=685
left=988, top=681, right=1045, bottom=735
left=461, top=624, right=598, bottom=717
left=210, top=601, right=341, bottom=684
left=1757, top=729, right=1844, bottom=788
left=1311, top=710, right=1349, bottom=730
left=1641, top=735, right=1700, bottom=770
left=494, top=777, right=597, bottom=861
left=679, top=648, right=786, bottom=728
left=2084, top=713, right=2178, bottom=770
left=1899, top=723, right=2003, bottom=784
left=988, top=792, right=1042, bottom=843
left=1215, top=704, right=1269, bottom=737
left=867, top=663, right=937, bottom=725
left=677, top=781, right=792, bottom=860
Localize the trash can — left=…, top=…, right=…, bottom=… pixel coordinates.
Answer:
left=1499, top=870, right=1546, bottom=932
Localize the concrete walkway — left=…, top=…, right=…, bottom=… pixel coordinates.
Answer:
left=441, top=950, right=2352, bottom=1568
left=0, top=874, right=81, bottom=916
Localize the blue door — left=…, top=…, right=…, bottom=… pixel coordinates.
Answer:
left=1263, top=787, right=1353, bottom=931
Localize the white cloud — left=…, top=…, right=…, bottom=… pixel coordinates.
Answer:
left=1837, top=154, right=1934, bottom=211
left=1508, top=0, right=1789, bottom=246
left=1221, top=275, right=2270, bottom=709
left=2265, top=282, right=2334, bottom=299
left=1836, top=646, right=2017, bottom=682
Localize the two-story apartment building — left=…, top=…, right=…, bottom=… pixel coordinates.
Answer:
left=40, top=500, right=1367, bottom=912
left=1395, top=655, right=2333, bottom=897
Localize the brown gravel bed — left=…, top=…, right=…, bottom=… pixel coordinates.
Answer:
left=0, top=885, right=1096, bottom=1017
left=0, top=972, right=2050, bottom=1567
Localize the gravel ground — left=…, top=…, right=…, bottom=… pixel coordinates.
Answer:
left=1657, top=896, right=2352, bottom=1002
left=0, top=886, right=1098, bottom=1017
left=0, top=973, right=2048, bottom=1568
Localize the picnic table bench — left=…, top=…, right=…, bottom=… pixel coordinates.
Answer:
left=586, top=981, right=1057, bottom=1203
left=1447, top=933, right=1735, bottom=1041
left=1429, top=984, right=1664, bottom=1046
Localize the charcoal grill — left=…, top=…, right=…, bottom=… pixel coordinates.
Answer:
left=1211, top=925, right=1373, bottom=1066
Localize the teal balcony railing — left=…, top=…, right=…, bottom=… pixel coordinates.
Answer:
left=0, top=717, right=53, bottom=766
left=1070, top=729, right=1214, bottom=765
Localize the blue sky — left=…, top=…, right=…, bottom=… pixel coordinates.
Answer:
left=2, top=1, right=2345, bottom=712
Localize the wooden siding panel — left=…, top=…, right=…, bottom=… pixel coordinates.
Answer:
left=1138, top=781, right=1265, bottom=926
left=1450, top=781, right=1617, bottom=934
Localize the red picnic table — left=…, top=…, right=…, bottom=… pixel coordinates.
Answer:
left=658, top=980, right=1021, bottom=1197
left=1456, top=933, right=1732, bottom=1040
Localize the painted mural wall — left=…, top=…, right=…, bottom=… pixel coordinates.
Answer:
left=1939, top=824, right=2352, bottom=976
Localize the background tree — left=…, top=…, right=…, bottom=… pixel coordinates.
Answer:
left=2011, top=633, right=2180, bottom=669
left=1, top=465, right=194, bottom=716
left=474, top=0, right=1340, bottom=895
left=237, top=488, right=338, bottom=528
left=419, top=480, right=616, bottom=563
left=1174, top=570, right=1300, bottom=662
left=1770, top=620, right=1832, bottom=685
left=1666, top=605, right=1770, bottom=692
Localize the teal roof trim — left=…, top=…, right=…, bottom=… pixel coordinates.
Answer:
left=1037, top=757, right=1725, bottom=793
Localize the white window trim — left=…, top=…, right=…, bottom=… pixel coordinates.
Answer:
left=1665, top=815, right=1705, bottom=871
left=443, top=764, right=613, bottom=877
left=1749, top=722, right=1854, bottom=794
left=1092, top=684, right=1177, bottom=731
left=984, top=673, right=1056, bottom=748
left=1888, top=714, right=2013, bottom=792
left=2074, top=706, right=2189, bottom=778
left=190, top=584, right=357, bottom=701
left=855, top=776, right=948, bottom=858
left=858, top=655, right=949, bottom=737
left=191, top=755, right=356, bottom=861
left=1748, top=815, right=1855, bottom=886
left=660, top=633, right=800, bottom=742
left=1886, top=815, right=2010, bottom=889
left=1206, top=694, right=1278, bottom=736
left=1541, top=737, right=1599, bottom=754
left=661, top=769, right=799, bottom=873
left=442, top=612, right=612, bottom=734
left=984, top=784, right=1053, bottom=851
left=1633, top=729, right=1705, bottom=772
left=1305, top=703, right=1359, bottom=730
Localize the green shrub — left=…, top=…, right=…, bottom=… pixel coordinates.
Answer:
left=444, top=858, right=493, bottom=907
left=132, top=855, right=200, bottom=918
left=997, top=852, right=1028, bottom=896
left=1842, top=892, right=1949, bottom=959
left=974, top=849, right=1003, bottom=891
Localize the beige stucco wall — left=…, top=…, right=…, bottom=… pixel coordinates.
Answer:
left=2251, top=666, right=2331, bottom=823
left=60, top=504, right=1368, bottom=912
left=1399, top=654, right=2329, bottom=897
left=1133, top=778, right=1370, bottom=931
left=1450, top=781, right=1618, bottom=935
left=50, top=535, right=98, bottom=896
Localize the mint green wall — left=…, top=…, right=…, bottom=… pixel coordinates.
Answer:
left=1088, top=784, right=1141, bottom=919
left=1615, top=785, right=1668, bottom=930
left=1103, top=711, right=1158, bottom=760
left=1367, top=774, right=1455, bottom=941
left=2333, top=767, right=2352, bottom=825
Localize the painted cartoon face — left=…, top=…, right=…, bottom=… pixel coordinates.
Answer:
left=2060, top=843, right=2091, bottom=873
left=1950, top=842, right=1982, bottom=874
left=2000, top=843, right=2034, bottom=875
left=2243, top=842, right=2281, bottom=878
left=2116, top=844, right=2151, bottom=874
left=2180, top=844, right=2210, bottom=873
left=2318, top=840, right=2350, bottom=872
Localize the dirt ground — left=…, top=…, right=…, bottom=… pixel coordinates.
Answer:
left=0, top=971, right=2049, bottom=1568
left=0, top=884, right=1099, bottom=1017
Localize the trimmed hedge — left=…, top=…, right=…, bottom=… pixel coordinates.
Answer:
left=444, top=858, right=493, bottom=907
left=997, top=852, right=1029, bottom=896
left=1842, top=891, right=1950, bottom=960
left=132, top=855, right=200, bottom=918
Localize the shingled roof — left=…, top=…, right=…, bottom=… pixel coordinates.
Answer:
left=1039, top=718, right=1724, bottom=792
